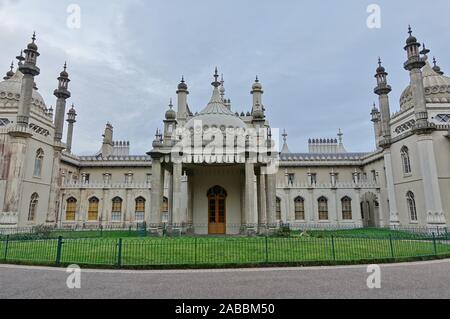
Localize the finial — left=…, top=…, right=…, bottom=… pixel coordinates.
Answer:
left=338, top=129, right=344, bottom=144
left=16, top=50, right=25, bottom=65
left=181, top=75, right=185, bottom=83
left=169, top=98, right=173, bottom=109
left=408, top=25, right=412, bottom=36
left=64, top=62, right=67, bottom=72
left=420, top=43, right=430, bottom=57
left=32, top=31, right=36, bottom=43
left=255, top=75, right=259, bottom=83
left=378, top=57, right=382, bottom=67
left=10, top=61, right=14, bottom=71
left=282, top=129, right=288, bottom=143
left=432, top=57, right=444, bottom=75
left=212, top=67, right=220, bottom=87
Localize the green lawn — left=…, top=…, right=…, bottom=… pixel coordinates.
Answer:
left=1, top=235, right=449, bottom=268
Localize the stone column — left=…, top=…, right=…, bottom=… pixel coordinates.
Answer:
left=416, top=135, right=446, bottom=228
left=265, top=173, right=277, bottom=227
left=383, top=150, right=399, bottom=227
left=354, top=189, right=363, bottom=228
left=172, top=163, right=183, bottom=227
left=47, top=150, right=63, bottom=224
left=256, top=167, right=267, bottom=234
left=3, top=137, right=27, bottom=221
left=150, top=157, right=164, bottom=233
left=244, top=161, right=257, bottom=233
left=168, top=168, right=174, bottom=225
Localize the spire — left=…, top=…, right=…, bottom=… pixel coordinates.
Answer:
left=374, top=57, right=391, bottom=94
left=280, top=129, right=291, bottom=154
left=3, top=61, right=14, bottom=80
left=338, top=129, right=343, bottom=144
left=432, top=57, right=444, bottom=75
left=211, top=67, right=220, bottom=88
left=220, top=74, right=226, bottom=100
left=16, top=50, right=25, bottom=67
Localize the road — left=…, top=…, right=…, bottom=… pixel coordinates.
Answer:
left=1, top=260, right=449, bottom=299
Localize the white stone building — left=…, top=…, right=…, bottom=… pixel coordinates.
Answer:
left=0, top=29, right=449, bottom=234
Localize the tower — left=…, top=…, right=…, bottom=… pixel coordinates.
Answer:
left=66, top=104, right=77, bottom=153
left=251, top=76, right=264, bottom=114
left=403, top=27, right=434, bottom=133
left=176, top=76, right=189, bottom=124
left=370, top=103, right=382, bottom=148
left=101, top=123, right=114, bottom=158
left=374, top=58, right=392, bottom=148
left=164, top=99, right=177, bottom=142
left=16, top=32, right=40, bottom=128
left=53, top=63, right=71, bottom=142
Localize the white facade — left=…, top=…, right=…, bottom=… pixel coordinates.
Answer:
left=0, top=30, right=449, bottom=234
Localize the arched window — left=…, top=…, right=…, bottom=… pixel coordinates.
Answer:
left=33, top=149, right=44, bottom=177
left=111, top=197, right=122, bottom=222
left=318, top=196, right=328, bottom=221
left=276, top=197, right=282, bottom=221
left=294, top=197, right=305, bottom=221
left=401, top=146, right=412, bottom=175
left=342, top=196, right=352, bottom=220
left=406, top=191, right=418, bottom=221
left=135, top=197, right=146, bottom=222
left=28, top=193, right=39, bottom=221
left=88, top=197, right=99, bottom=221
left=66, top=197, right=77, bottom=221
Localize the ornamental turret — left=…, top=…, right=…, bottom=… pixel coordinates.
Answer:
left=16, top=32, right=40, bottom=128
left=3, top=62, right=14, bottom=80
left=403, top=27, right=434, bottom=133
left=176, top=76, right=189, bottom=123
left=66, top=104, right=77, bottom=153
left=53, top=62, right=71, bottom=142
left=374, top=58, right=392, bottom=147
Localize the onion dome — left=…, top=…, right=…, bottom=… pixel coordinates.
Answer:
left=252, top=75, right=263, bottom=91
left=376, top=57, right=385, bottom=74
left=406, top=26, right=417, bottom=45
left=60, top=62, right=69, bottom=78
left=27, top=32, right=38, bottom=51
left=165, top=98, right=176, bottom=120
left=177, top=76, right=188, bottom=91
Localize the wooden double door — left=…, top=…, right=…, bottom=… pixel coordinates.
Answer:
left=208, top=186, right=227, bottom=235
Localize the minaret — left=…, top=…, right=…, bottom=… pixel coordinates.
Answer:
left=66, top=104, right=77, bottom=153
left=53, top=63, right=71, bottom=142
left=164, top=98, right=177, bottom=142
left=16, top=32, right=40, bottom=128
left=176, top=76, right=189, bottom=124
left=370, top=103, right=382, bottom=148
left=3, top=62, right=14, bottom=80
left=220, top=74, right=226, bottom=101
left=403, top=26, right=434, bottom=133
left=251, top=76, right=264, bottom=113
left=374, top=58, right=392, bottom=147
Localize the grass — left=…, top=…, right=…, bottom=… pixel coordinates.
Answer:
left=291, top=228, right=445, bottom=239
left=1, top=234, right=450, bottom=268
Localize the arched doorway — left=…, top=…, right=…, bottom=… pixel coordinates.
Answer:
left=360, top=192, right=379, bottom=227
left=207, top=186, right=227, bottom=235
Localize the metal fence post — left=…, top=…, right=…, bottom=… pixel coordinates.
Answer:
left=331, top=236, right=336, bottom=262
left=432, top=233, right=438, bottom=256
left=55, top=236, right=63, bottom=266
left=117, top=238, right=123, bottom=267
left=389, top=234, right=395, bottom=259
left=3, top=235, right=9, bottom=261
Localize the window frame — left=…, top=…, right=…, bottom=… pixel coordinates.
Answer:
left=65, top=197, right=77, bottom=221
left=294, top=196, right=305, bottom=221
left=318, top=196, right=329, bottom=221
left=406, top=191, right=418, bottom=222
left=341, top=196, right=353, bottom=220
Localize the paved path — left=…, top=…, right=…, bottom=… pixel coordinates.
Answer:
left=1, top=260, right=449, bottom=299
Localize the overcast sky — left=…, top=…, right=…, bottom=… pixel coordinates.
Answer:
left=0, top=0, right=448, bottom=155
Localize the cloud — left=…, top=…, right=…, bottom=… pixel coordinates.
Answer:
left=1, top=0, right=449, bottom=155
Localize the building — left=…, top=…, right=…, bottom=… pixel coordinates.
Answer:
left=0, top=28, right=449, bottom=234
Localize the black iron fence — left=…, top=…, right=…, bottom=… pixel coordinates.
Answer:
left=1, top=231, right=449, bottom=268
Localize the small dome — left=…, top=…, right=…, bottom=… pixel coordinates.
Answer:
left=0, top=71, right=46, bottom=109
left=406, top=35, right=417, bottom=45
left=27, top=33, right=38, bottom=51
left=165, top=107, right=176, bottom=120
